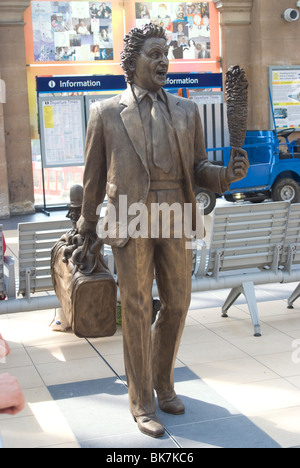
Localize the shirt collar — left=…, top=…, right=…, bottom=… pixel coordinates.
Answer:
left=132, top=84, right=166, bottom=104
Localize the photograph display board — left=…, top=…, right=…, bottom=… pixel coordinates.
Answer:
left=28, top=1, right=219, bottom=64
left=38, top=96, right=86, bottom=168
left=269, top=66, right=300, bottom=130
left=31, top=1, right=113, bottom=61
left=135, top=1, right=212, bottom=60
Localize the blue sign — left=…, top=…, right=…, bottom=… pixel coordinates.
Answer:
left=36, top=75, right=126, bottom=93
left=165, top=73, right=222, bottom=89
left=36, top=73, right=222, bottom=93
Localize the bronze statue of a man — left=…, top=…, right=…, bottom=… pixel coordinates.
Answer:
left=77, top=24, right=249, bottom=438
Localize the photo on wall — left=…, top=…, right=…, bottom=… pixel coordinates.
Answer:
left=31, top=1, right=113, bottom=62
left=135, top=1, right=211, bottom=60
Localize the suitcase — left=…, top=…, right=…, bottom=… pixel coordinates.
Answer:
left=51, top=232, right=117, bottom=338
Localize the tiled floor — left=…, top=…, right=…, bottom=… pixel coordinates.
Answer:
left=1, top=206, right=300, bottom=448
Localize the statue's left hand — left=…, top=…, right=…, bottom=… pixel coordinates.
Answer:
left=76, top=215, right=97, bottom=237
left=225, top=147, right=249, bottom=184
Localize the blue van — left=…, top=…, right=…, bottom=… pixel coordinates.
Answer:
left=195, top=129, right=300, bottom=214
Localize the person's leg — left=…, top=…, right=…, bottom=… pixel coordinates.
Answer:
left=152, top=236, right=193, bottom=410
left=113, top=238, right=159, bottom=421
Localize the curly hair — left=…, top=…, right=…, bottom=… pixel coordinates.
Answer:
left=121, top=23, right=167, bottom=84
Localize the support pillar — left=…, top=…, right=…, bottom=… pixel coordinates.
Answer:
left=0, top=78, right=9, bottom=218
left=0, top=0, right=34, bottom=217
left=213, top=0, right=254, bottom=126
left=213, top=0, right=253, bottom=69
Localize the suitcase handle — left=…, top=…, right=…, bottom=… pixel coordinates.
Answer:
left=71, top=232, right=107, bottom=275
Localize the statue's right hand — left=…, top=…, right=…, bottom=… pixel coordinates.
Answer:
left=76, top=215, right=97, bottom=237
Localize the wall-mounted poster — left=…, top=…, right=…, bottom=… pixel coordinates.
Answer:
left=31, top=1, right=113, bottom=62
left=269, top=66, right=300, bottom=130
left=134, top=1, right=213, bottom=61
left=39, top=96, right=86, bottom=167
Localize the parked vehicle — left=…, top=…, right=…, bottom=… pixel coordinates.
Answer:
left=195, top=128, right=300, bottom=214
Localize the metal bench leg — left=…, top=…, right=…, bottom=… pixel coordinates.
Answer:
left=242, top=281, right=261, bottom=337
left=222, top=286, right=242, bottom=317
left=222, top=282, right=261, bottom=337
left=25, top=268, right=31, bottom=301
left=287, top=283, right=300, bottom=309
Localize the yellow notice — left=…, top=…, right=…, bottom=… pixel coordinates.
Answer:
left=44, top=106, right=54, bottom=129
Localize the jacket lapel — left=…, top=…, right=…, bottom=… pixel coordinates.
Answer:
left=120, top=87, right=149, bottom=175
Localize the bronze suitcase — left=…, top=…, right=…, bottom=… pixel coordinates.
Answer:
left=51, top=233, right=117, bottom=338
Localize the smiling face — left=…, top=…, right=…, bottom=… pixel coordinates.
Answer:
left=131, top=37, right=169, bottom=92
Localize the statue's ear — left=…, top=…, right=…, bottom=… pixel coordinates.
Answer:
left=128, top=59, right=136, bottom=72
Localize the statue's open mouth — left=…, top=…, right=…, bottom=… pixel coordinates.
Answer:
left=156, top=69, right=167, bottom=79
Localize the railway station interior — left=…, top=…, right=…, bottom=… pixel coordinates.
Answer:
left=1, top=0, right=300, bottom=449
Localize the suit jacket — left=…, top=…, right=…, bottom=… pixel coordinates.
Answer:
left=198, top=50, right=210, bottom=59
left=81, top=85, right=229, bottom=247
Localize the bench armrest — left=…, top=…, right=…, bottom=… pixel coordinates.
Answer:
left=4, top=255, right=16, bottom=299
left=193, top=240, right=208, bottom=278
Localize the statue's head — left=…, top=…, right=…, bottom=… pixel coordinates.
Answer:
left=66, top=184, right=83, bottom=225
left=121, top=23, right=169, bottom=92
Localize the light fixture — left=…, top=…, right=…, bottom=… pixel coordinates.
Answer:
left=283, top=8, right=300, bottom=22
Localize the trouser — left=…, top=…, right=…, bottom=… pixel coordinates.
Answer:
left=112, top=189, right=193, bottom=417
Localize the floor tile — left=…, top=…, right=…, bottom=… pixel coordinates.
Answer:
left=261, top=313, right=300, bottom=334
left=0, top=386, right=56, bottom=420
left=187, top=305, right=248, bottom=325
left=26, top=340, right=99, bottom=365
left=188, top=356, right=278, bottom=387
left=237, top=300, right=297, bottom=319
left=249, top=407, right=300, bottom=448
left=0, top=346, right=32, bottom=369
left=203, top=318, right=260, bottom=340
left=0, top=364, right=45, bottom=389
left=36, top=356, right=116, bottom=386
left=180, top=323, right=222, bottom=345
left=80, top=432, right=178, bottom=449
left=218, top=378, right=300, bottom=415
left=88, top=334, right=124, bottom=357
left=177, top=339, right=247, bottom=366
left=7, top=311, right=79, bottom=347
left=168, top=415, right=280, bottom=448
left=286, top=375, right=300, bottom=389
left=0, top=406, right=78, bottom=448
left=226, top=331, right=294, bottom=356
left=255, top=351, right=300, bottom=378
left=98, top=353, right=125, bottom=377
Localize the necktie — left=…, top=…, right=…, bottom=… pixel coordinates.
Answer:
left=149, top=93, right=173, bottom=173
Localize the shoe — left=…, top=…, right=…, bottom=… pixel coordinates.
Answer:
left=134, top=414, right=165, bottom=438
left=158, top=395, right=185, bottom=415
